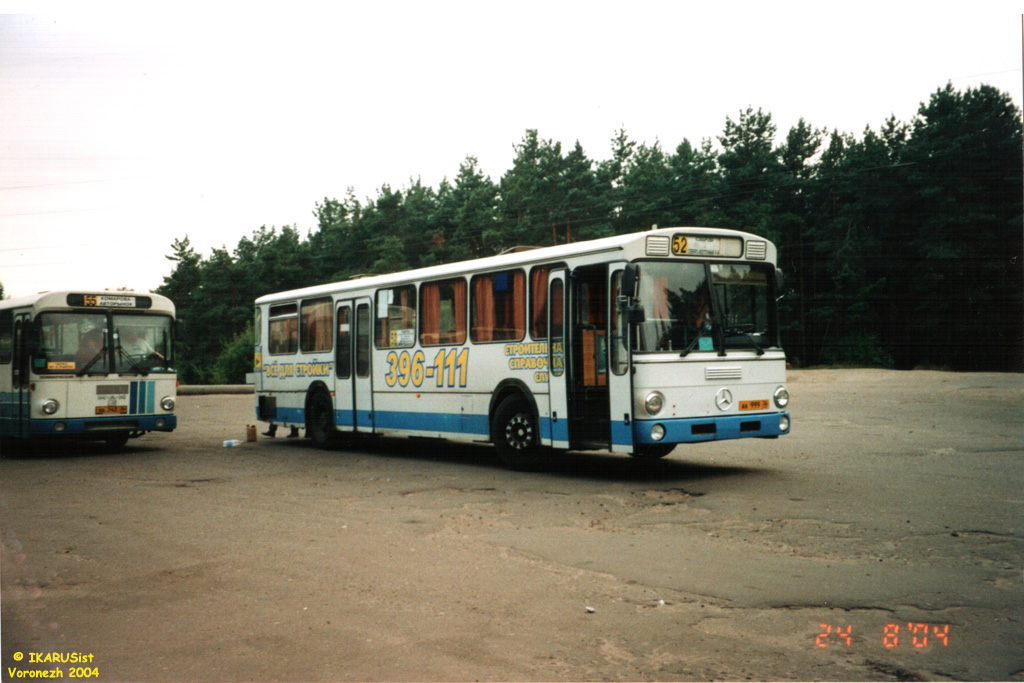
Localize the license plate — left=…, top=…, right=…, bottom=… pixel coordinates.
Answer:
left=739, top=400, right=770, bottom=411
left=96, top=405, right=127, bottom=415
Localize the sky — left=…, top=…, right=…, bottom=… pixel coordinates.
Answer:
left=1, top=4, right=1022, bottom=299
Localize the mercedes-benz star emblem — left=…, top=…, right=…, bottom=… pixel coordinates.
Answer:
left=715, top=388, right=734, bottom=411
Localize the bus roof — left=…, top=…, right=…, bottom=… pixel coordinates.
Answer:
left=0, top=290, right=175, bottom=314
left=256, top=226, right=774, bottom=305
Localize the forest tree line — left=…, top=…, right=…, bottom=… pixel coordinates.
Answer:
left=156, top=83, right=1023, bottom=383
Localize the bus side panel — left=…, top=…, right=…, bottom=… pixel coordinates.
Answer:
left=371, top=391, right=489, bottom=439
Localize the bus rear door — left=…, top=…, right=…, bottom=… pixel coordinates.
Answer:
left=12, top=313, right=31, bottom=438
left=336, top=298, right=375, bottom=434
left=546, top=270, right=569, bottom=449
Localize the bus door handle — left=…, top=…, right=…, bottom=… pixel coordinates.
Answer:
left=552, top=411, right=558, bottom=423
left=623, top=413, right=630, bottom=425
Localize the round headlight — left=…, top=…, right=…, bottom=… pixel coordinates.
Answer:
left=54, top=422, right=67, bottom=433
left=651, top=424, right=666, bottom=441
left=161, top=396, right=175, bottom=412
left=780, top=415, right=790, bottom=432
left=644, top=392, right=665, bottom=415
left=774, top=386, right=790, bottom=408
left=41, top=399, right=60, bottom=415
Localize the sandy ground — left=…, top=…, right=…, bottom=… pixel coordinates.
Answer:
left=1, top=369, right=1022, bottom=681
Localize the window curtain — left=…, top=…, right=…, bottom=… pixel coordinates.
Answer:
left=512, top=270, right=526, bottom=338
left=472, top=276, right=494, bottom=342
left=530, top=267, right=549, bottom=338
left=453, top=279, right=467, bottom=343
left=421, top=283, right=441, bottom=345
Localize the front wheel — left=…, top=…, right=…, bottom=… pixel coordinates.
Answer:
left=307, top=392, right=337, bottom=449
left=631, top=443, right=675, bottom=460
left=492, top=395, right=542, bottom=469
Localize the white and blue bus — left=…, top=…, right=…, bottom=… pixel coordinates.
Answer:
left=0, top=291, right=178, bottom=448
left=254, top=226, right=790, bottom=467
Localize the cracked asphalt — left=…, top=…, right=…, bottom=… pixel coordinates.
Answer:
left=2, top=369, right=1022, bottom=681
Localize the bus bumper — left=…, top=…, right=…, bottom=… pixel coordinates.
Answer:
left=633, top=412, right=790, bottom=444
left=29, top=415, right=178, bottom=436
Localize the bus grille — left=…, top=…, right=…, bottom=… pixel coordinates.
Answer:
left=705, top=366, right=743, bottom=381
left=646, top=236, right=670, bottom=256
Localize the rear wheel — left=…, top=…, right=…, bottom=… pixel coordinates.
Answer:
left=492, top=395, right=542, bottom=469
left=307, top=392, right=337, bottom=449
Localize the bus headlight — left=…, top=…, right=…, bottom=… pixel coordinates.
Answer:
left=780, top=415, right=790, bottom=432
left=651, top=424, right=666, bottom=441
left=161, top=396, right=175, bottom=412
left=644, top=392, right=665, bottom=415
left=774, top=386, right=790, bottom=408
left=41, top=399, right=60, bottom=415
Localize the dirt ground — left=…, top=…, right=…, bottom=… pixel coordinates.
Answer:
left=2, top=369, right=1022, bottom=681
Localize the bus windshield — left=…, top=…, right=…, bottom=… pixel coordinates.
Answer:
left=35, top=313, right=173, bottom=375
left=632, top=261, right=776, bottom=354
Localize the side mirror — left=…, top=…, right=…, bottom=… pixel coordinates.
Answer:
left=628, top=303, right=646, bottom=324
left=774, top=268, right=786, bottom=292
left=622, top=263, right=639, bottom=300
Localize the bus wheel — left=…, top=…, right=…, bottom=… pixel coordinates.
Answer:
left=105, top=433, right=130, bottom=449
left=493, top=395, right=541, bottom=469
left=631, top=443, right=675, bottom=460
left=307, top=392, right=337, bottom=449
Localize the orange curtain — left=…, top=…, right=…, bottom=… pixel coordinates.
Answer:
left=421, top=283, right=440, bottom=344
left=512, top=271, right=526, bottom=339
left=652, top=276, right=669, bottom=319
left=530, top=267, right=549, bottom=338
left=453, top=279, right=467, bottom=343
left=472, top=276, right=494, bottom=342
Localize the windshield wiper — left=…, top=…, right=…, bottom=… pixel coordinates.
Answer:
left=115, top=343, right=150, bottom=376
left=76, top=345, right=107, bottom=376
left=722, top=326, right=765, bottom=355
left=678, top=333, right=704, bottom=357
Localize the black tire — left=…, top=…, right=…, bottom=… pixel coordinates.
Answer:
left=492, top=395, right=542, bottom=469
left=306, top=391, right=337, bottom=449
left=105, top=433, right=131, bottom=449
left=631, top=443, right=675, bottom=460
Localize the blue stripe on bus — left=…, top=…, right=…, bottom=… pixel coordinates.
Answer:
left=129, top=381, right=138, bottom=414
left=373, top=410, right=489, bottom=437
left=611, top=420, right=632, bottom=446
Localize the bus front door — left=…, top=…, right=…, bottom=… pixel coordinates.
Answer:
left=608, top=265, right=634, bottom=453
left=335, top=299, right=374, bottom=434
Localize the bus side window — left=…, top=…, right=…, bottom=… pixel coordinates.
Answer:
left=420, top=279, right=466, bottom=346
left=0, top=310, right=12, bottom=364
left=376, top=285, right=416, bottom=349
left=471, top=270, right=525, bottom=343
left=300, top=298, right=333, bottom=353
left=268, top=304, right=298, bottom=355
left=529, top=265, right=550, bottom=339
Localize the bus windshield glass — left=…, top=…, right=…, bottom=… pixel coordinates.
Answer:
left=710, top=263, right=776, bottom=352
left=113, top=314, right=173, bottom=373
left=35, top=313, right=173, bottom=375
left=632, top=261, right=775, bottom=354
